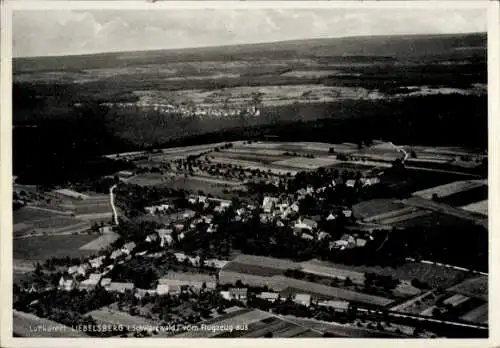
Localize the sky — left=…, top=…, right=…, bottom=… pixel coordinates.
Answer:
left=12, top=8, right=487, bottom=57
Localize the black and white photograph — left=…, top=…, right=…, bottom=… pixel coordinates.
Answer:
left=1, top=1, right=498, bottom=344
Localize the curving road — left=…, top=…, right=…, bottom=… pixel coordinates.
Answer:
left=110, top=184, right=119, bottom=226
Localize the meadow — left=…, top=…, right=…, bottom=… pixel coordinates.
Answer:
left=13, top=234, right=98, bottom=261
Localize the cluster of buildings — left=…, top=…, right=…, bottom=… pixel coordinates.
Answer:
left=101, top=101, right=261, bottom=119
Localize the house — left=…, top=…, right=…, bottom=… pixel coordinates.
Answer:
left=158, top=272, right=217, bottom=291
left=135, top=288, right=158, bottom=299
left=293, top=293, right=312, bottom=307
left=145, top=233, right=158, bottom=243
left=326, top=212, right=336, bottom=221
left=203, top=215, right=214, bottom=224
left=220, top=291, right=232, bottom=301
left=356, top=238, right=367, bottom=247
left=88, top=256, right=105, bottom=269
left=306, top=185, right=314, bottom=194
left=67, top=265, right=79, bottom=275
left=79, top=273, right=103, bottom=290
left=228, top=288, right=248, bottom=301
left=110, top=249, right=124, bottom=260
left=203, top=259, right=230, bottom=269
left=259, top=213, right=272, bottom=223
left=173, top=253, right=187, bottom=263
left=105, top=282, right=135, bottom=293
left=301, top=233, right=314, bottom=240
left=58, top=275, right=77, bottom=291
left=99, top=225, right=112, bottom=234
left=121, top=242, right=136, bottom=254
left=294, top=217, right=317, bottom=231
left=76, top=264, right=90, bottom=276
left=262, top=196, right=279, bottom=213
left=276, top=220, right=285, bottom=228
left=174, top=223, right=185, bottom=232
left=256, top=292, right=280, bottom=303
left=182, top=209, right=197, bottom=220
left=203, top=223, right=216, bottom=233
left=290, top=202, right=300, bottom=212
left=342, top=209, right=353, bottom=218
left=236, top=208, right=246, bottom=217
left=100, top=277, right=112, bottom=287
left=341, top=234, right=356, bottom=245
left=160, top=234, right=174, bottom=247
left=156, top=284, right=182, bottom=296
left=346, top=180, right=356, bottom=188
left=317, top=300, right=350, bottom=312
left=318, top=231, right=330, bottom=241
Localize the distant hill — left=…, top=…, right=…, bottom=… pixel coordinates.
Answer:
left=14, top=32, right=486, bottom=72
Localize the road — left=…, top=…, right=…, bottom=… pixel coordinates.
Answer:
left=405, top=258, right=488, bottom=276
left=110, top=184, right=119, bottom=226
left=357, top=308, right=488, bottom=330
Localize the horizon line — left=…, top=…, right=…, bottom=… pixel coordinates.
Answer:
left=13, top=31, right=486, bottom=60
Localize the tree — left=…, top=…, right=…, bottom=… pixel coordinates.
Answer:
left=328, top=147, right=335, bottom=154
left=344, top=277, right=353, bottom=287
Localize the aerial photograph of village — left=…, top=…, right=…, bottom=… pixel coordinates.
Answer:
left=10, top=7, right=489, bottom=339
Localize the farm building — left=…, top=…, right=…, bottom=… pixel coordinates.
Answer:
left=135, top=288, right=158, bottom=299
left=88, top=255, right=106, bottom=269
left=256, top=292, right=280, bottom=303
left=229, top=288, right=248, bottom=301
left=100, top=278, right=112, bottom=287
left=317, top=300, right=350, bottom=312
left=158, top=272, right=217, bottom=290
left=294, top=294, right=312, bottom=307
left=79, top=273, right=103, bottom=290
left=117, top=170, right=135, bottom=178
left=105, top=282, right=135, bottom=293
left=294, top=218, right=317, bottom=231
left=156, top=284, right=182, bottom=296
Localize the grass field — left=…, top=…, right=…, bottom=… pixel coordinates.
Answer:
left=13, top=234, right=98, bottom=260
left=13, top=207, right=66, bottom=224
left=79, top=232, right=120, bottom=251
left=447, top=276, right=488, bottom=301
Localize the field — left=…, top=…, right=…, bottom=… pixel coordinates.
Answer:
left=301, top=260, right=471, bottom=289
left=79, top=232, right=121, bottom=251
left=352, top=199, right=407, bottom=221
left=13, top=234, right=98, bottom=261
left=13, top=310, right=88, bottom=337
left=271, top=156, right=339, bottom=170
left=127, top=173, right=168, bottom=187
left=169, top=176, right=244, bottom=196
left=412, top=180, right=487, bottom=200
left=459, top=303, right=488, bottom=324
left=447, top=276, right=488, bottom=301
left=460, top=200, right=488, bottom=216
left=13, top=206, right=92, bottom=238
left=87, top=306, right=156, bottom=327
left=173, top=309, right=273, bottom=338
left=213, top=316, right=323, bottom=338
